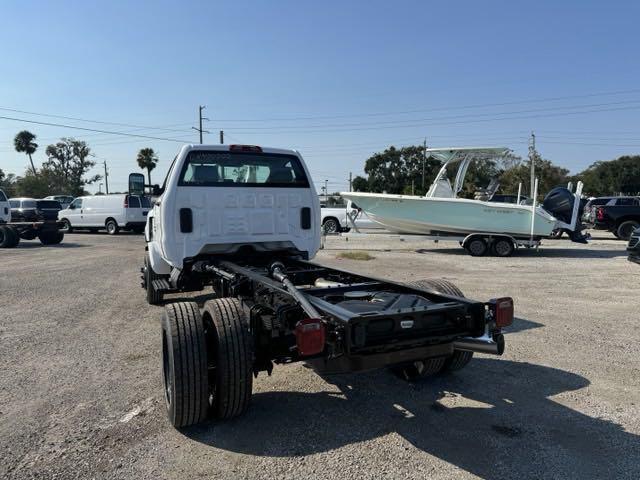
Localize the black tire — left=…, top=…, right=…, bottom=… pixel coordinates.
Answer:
left=0, top=226, right=19, bottom=248
left=162, top=302, right=210, bottom=428
left=392, top=357, right=447, bottom=381
left=322, top=217, right=340, bottom=234
left=406, top=278, right=473, bottom=373
left=407, top=278, right=464, bottom=297
left=202, top=298, right=253, bottom=420
left=616, top=221, right=640, bottom=241
left=145, top=254, right=164, bottom=305
left=38, top=231, right=64, bottom=245
left=465, top=237, right=488, bottom=256
left=492, top=238, right=515, bottom=257
left=105, top=219, right=119, bottom=235
left=60, top=219, right=73, bottom=233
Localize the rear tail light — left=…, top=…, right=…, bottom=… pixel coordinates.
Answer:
left=229, top=144, right=262, bottom=153
left=124, top=196, right=129, bottom=208
left=596, top=207, right=604, bottom=221
left=294, top=318, right=325, bottom=356
left=489, top=297, right=514, bottom=328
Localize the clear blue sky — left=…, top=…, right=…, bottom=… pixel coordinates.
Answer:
left=1, top=0, right=639, bottom=193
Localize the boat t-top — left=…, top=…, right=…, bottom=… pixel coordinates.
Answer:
left=341, top=146, right=588, bottom=256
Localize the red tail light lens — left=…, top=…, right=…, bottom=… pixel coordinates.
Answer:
left=489, top=297, right=514, bottom=328
left=229, top=144, right=262, bottom=153
left=124, top=196, right=129, bottom=208
left=596, top=207, right=604, bottom=221
left=294, top=318, right=325, bottom=356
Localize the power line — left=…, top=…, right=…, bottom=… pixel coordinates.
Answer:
left=212, top=88, right=640, bottom=122
left=0, top=106, right=194, bottom=133
left=0, top=115, right=190, bottom=142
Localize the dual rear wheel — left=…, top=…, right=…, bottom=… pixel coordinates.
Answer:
left=162, top=298, right=253, bottom=428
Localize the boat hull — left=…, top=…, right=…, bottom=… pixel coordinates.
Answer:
left=341, top=193, right=557, bottom=238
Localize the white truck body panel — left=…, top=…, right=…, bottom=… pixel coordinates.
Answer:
left=147, top=145, right=321, bottom=273
left=0, top=189, right=10, bottom=223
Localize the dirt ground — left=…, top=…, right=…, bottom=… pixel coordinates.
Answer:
left=1, top=231, right=638, bottom=479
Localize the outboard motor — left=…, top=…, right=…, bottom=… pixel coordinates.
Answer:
left=542, top=187, right=589, bottom=243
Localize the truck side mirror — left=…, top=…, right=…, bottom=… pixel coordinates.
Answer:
left=128, top=173, right=146, bottom=196
left=152, top=184, right=161, bottom=196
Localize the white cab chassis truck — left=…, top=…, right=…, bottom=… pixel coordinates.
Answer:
left=133, top=144, right=514, bottom=428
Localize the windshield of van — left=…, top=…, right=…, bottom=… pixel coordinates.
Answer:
left=37, top=200, right=62, bottom=210
left=178, top=151, right=309, bottom=187
left=0, top=191, right=6, bottom=202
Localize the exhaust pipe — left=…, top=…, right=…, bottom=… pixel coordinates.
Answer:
left=453, top=333, right=504, bottom=355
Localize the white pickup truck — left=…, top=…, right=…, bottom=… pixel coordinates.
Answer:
left=130, top=144, right=512, bottom=429
left=321, top=199, right=380, bottom=233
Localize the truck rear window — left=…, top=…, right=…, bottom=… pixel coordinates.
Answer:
left=178, top=151, right=309, bottom=188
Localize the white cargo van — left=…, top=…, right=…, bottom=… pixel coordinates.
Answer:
left=58, top=194, right=150, bottom=234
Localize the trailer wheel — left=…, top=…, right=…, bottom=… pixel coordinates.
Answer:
left=406, top=278, right=473, bottom=373
left=105, top=219, right=119, bottom=235
left=0, top=226, right=19, bottom=248
left=465, top=237, right=488, bottom=256
left=202, top=298, right=253, bottom=420
left=144, top=254, right=164, bottom=305
left=38, top=231, right=64, bottom=245
left=392, top=357, right=447, bottom=381
left=617, top=220, right=640, bottom=241
left=162, top=302, right=210, bottom=428
left=492, top=238, right=515, bottom=257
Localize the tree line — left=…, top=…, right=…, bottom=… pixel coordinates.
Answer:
left=351, top=144, right=640, bottom=198
left=0, top=130, right=159, bottom=198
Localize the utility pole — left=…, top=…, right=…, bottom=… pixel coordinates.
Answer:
left=219, top=130, right=224, bottom=144
left=192, top=105, right=210, bottom=144
left=324, top=179, right=328, bottom=200
left=103, top=160, right=109, bottom=194
left=528, top=132, right=536, bottom=196
left=348, top=172, right=353, bottom=192
left=422, top=138, right=427, bottom=192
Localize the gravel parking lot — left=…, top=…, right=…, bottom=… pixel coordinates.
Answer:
left=1, top=231, right=638, bottom=479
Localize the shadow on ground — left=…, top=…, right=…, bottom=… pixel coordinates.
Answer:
left=14, top=242, right=85, bottom=249
left=184, top=359, right=639, bottom=479
left=416, top=247, right=626, bottom=259
left=507, top=316, right=544, bottom=333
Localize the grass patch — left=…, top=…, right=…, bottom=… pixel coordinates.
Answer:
left=336, top=251, right=375, bottom=261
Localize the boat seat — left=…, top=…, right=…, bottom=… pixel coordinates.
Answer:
left=474, top=178, right=500, bottom=201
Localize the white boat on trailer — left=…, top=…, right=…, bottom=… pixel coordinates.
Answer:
left=341, top=147, right=588, bottom=257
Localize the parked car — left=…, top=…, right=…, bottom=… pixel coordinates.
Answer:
left=321, top=199, right=383, bottom=233
left=582, top=196, right=637, bottom=225
left=44, top=195, right=74, bottom=209
left=590, top=197, right=640, bottom=240
left=628, top=227, right=640, bottom=264
left=9, top=198, right=62, bottom=222
left=57, top=194, right=150, bottom=234
left=0, top=189, right=10, bottom=223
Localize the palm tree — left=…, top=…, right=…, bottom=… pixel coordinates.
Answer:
left=136, top=148, right=158, bottom=185
left=14, top=130, right=38, bottom=175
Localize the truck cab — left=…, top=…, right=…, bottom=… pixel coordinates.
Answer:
left=143, top=144, right=321, bottom=275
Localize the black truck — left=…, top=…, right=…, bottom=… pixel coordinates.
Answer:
left=0, top=197, right=65, bottom=248
left=591, top=196, right=640, bottom=240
